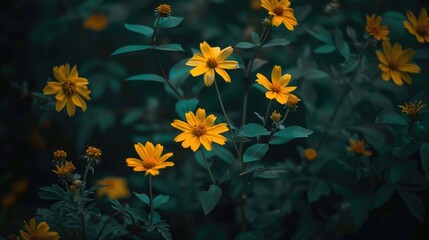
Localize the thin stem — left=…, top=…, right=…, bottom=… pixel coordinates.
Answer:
left=96, top=211, right=122, bottom=240
left=200, top=150, right=216, bottom=185
left=149, top=175, right=154, bottom=224
left=79, top=205, right=86, bottom=240
left=239, top=193, right=247, bottom=231
left=262, top=100, right=272, bottom=129
left=151, top=16, right=184, bottom=99
left=281, top=108, right=290, bottom=123
left=83, top=166, right=90, bottom=183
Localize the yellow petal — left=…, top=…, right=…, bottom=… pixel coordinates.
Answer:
left=272, top=16, right=283, bottom=27
left=215, top=67, right=231, bottom=83
left=204, top=69, right=215, bottom=86
left=200, top=41, right=212, bottom=58
left=190, top=65, right=209, bottom=77
left=418, top=7, right=428, bottom=22
left=135, top=142, right=148, bottom=160
left=195, top=108, right=206, bottom=123
left=406, top=10, right=418, bottom=26
left=216, top=46, right=233, bottom=61
left=204, top=114, right=216, bottom=127
left=186, top=54, right=207, bottom=66
left=208, top=123, right=229, bottom=133
left=266, top=91, right=276, bottom=100
left=72, top=94, right=87, bottom=111
left=174, top=132, right=194, bottom=142
left=271, top=65, right=282, bottom=84
left=66, top=98, right=76, bottom=116
left=171, top=119, right=193, bottom=132
left=390, top=70, right=403, bottom=86
left=275, top=93, right=288, bottom=104
left=256, top=73, right=272, bottom=90
left=145, top=141, right=155, bottom=158
left=158, top=152, right=173, bottom=163
left=185, top=111, right=197, bottom=126
left=218, top=60, right=238, bottom=69
left=206, top=133, right=227, bottom=145
left=280, top=74, right=291, bottom=86
left=126, top=158, right=144, bottom=167
left=154, top=143, right=164, bottom=160
left=398, top=63, right=420, bottom=73
left=399, top=71, right=412, bottom=85
left=200, top=135, right=213, bottom=151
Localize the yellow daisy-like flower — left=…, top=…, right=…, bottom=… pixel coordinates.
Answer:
left=256, top=65, right=297, bottom=104
left=20, top=218, right=60, bottom=240
left=52, top=161, right=76, bottom=179
left=43, top=64, right=91, bottom=116
left=376, top=42, right=420, bottom=86
left=96, top=177, right=130, bottom=200
left=53, top=150, right=67, bottom=161
left=171, top=108, right=229, bottom=152
left=347, top=139, right=372, bottom=157
left=261, top=0, right=298, bottom=30
left=365, top=14, right=389, bottom=41
left=304, top=148, right=317, bottom=161
left=186, top=41, right=238, bottom=87
left=156, top=4, right=172, bottom=17
left=404, top=8, right=429, bottom=43
left=126, top=142, right=174, bottom=176
left=83, top=14, right=108, bottom=31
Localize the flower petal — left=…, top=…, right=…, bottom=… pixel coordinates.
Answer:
left=190, top=65, right=209, bottom=77
left=215, top=67, right=231, bottom=83
left=271, top=65, right=282, bottom=84
left=216, top=46, right=233, bottom=61
left=204, top=68, right=215, bottom=86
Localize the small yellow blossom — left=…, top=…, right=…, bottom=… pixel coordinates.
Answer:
left=85, top=146, right=102, bottom=163
left=186, top=41, right=238, bottom=86
left=126, top=142, right=174, bottom=176
left=271, top=110, right=282, bottom=122
left=399, top=100, right=426, bottom=121
left=53, top=150, right=67, bottom=161
left=52, top=161, right=75, bottom=179
left=156, top=4, right=172, bottom=17
left=347, top=139, right=372, bottom=157
left=83, top=14, right=108, bottom=31
left=304, top=148, right=317, bottom=161
left=96, top=177, right=130, bottom=200
left=43, top=64, right=91, bottom=116
left=171, top=108, right=229, bottom=152
left=256, top=65, right=297, bottom=104
left=376, top=42, right=420, bottom=86
left=261, top=0, right=298, bottom=30
left=20, top=218, right=59, bottom=240
left=404, top=8, right=429, bottom=43
left=365, top=14, right=389, bottom=41
left=285, top=94, right=301, bottom=109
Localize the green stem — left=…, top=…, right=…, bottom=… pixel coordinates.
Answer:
left=83, top=166, right=90, bottom=183
left=96, top=211, right=122, bottom=240
left=200, top=150, right=216, bottom=185
left=281, top=108, right=290, bottom=123
left=262, top=100, right=272, bottom=129
left=149, top=175, right=154, bottom=224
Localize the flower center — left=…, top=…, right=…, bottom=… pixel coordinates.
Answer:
left=206, top=58, right=218, bottom=68
left=273, top=7, right=284, bottom=16
left=192, top=124, right=207, bottom=137
left=271, top=83, right=282, bottom=93
left=62, top=80, right=76, bottom=96
left=388, top=61, right=398, bottom=70
left=143, top=158, right=157, bottom=169
left=416, top=24, right=428, bottom=35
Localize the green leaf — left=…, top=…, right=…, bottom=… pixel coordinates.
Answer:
left=169, top=58, right=191, bottom=88
left=124, top=23, right=154, bottom=37
left=374, top=183, right=395, bottom=208
left=346, top=26, right=357, bottom=42
left=304, top=69, right=330, bottom=80
left=389, top=161, right=405, bottom=183
left=420, top=143, right=429, bottom=178
left=334, top=28, right=350, bottom=58
left=125, top=74, right=164, bottom=83
left=112, top=45, right=152, bottom=56
left=158, top=16, right=184, bottom=28
left=38, top=184, right=68, bottom=201
left=134, top=192, right=150, bottom=205
left=154, top=44, right=185, bottom=52
left=262, top=38, right=290, bottom=48
left=250, top=58, right=268, bottom=73
left=396, top=187, right=425, bottom=222
left=243, top=144, right=269, bottom=163
left=154, top=221, right=173, bottom=240
left=375, top=110, right=408, bottom=126
left=304, top=25, right=333, bottom=45
left=200, top=184, right=222, bottom=215
left=235, top=42, right=256, bottom=49
left=270, top=126, right=313, bottom=145
left=212, top=144, right=235, bottom=164
left=251, top=32, right=260, bottom=44
left=175, top=98, right=199, bottom=120
left=153, top=195, right=170, bottom=209
left=314, top=45, right=335, bottom=54
left=307, top=179, right=330, bottom=202
left=237, top=123, right=269, bottom=137
left=252, top=209, right=280, bottom=229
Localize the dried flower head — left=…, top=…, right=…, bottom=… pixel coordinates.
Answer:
left=271, top=110, right=282, bottom=122
left=156, top=4, right=171, bottom=17
left=347, top=139, right=372, bottom=157
left=53, top=150, right=67, bottom=161
left=85, top=146, right=102, bottom=164
left=261, top=17, right=273, bottom=27
left=304, top=148, right=317, bottom=161
left=399, top=100, right=426, bottom=121
left=52, top=161, right=76, bottom=179
left=286, top=94, right=301, bottom=109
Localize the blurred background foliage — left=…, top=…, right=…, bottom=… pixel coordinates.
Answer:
left=1, top=0, right=429, bottom=239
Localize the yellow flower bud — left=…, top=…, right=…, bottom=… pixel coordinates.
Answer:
left=304, top=148, right=317, bottom=161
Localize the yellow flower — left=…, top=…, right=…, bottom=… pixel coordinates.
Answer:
left=186, top=41, right=238, bottom=86
left=43, top=64, right=91, bottom=116
left=171, top=108, right=229, bottom=152
left=270, top=110, right=282, bottom=122
left=52, top=161, right=75, bottom=179
left=96, top=177, right=130, bottom=200
left=365, top=14, right=389, bottom=41
left=285, top=94, right=301, bottom=109
left=404, top=8, right=429, bottom=43
left=399, top=100, right=426, bottom=121
left=83, top=14, right=108, bottom=31
left=250, top=0, right=262, bottom=10
left=256, top=65, right=297, bottom=104
left=20, top=218, right=59, bottom=240
left=261, top=0, right=298, bottom=30
left=304, top=148, right=317, bottom=161
left=347, top=139, right=372, bottom=157
left=376, top=42, right=420, bottom=86
left=126, top=142, right=174, bottom=176
left=85, top=146, right=102, bottom=164
left=53, top=150, right=67, bottom=161
left=156, top=4, right=172, bottom=17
